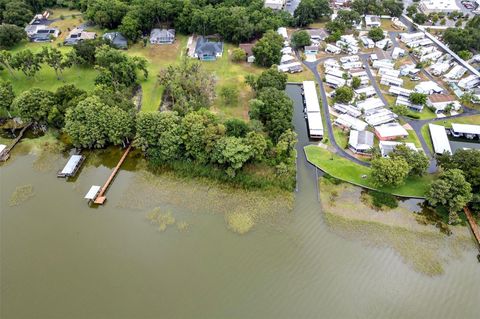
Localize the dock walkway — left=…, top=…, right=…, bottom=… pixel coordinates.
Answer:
left=0, top=124, right=31, bottom=162
left=93, top=145, right=132, bottom=205
left=464, top=207, right=480, bottom=250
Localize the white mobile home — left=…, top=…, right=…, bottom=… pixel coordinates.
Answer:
left=342, top=61, right=363, bottom=70
left=380, top=75, right=404, bottom=87
left=356, top=97, right=385, bottom=111
left=333, top=103, right=362, bottom=118
left=325, top=75, right=346, bottom=88
left=415, top=81, right=443, bottom=95
left=378, top=68, right=400, bottom=78
left=389, top=86, right=413, bottom=97
left=444, top=64, right=467, bottom=80
left=429, top=124, right=451, bottom=155
left=355, top=86, right=377, bottom=98
left=458, top=75, right=480, bottom=90
left=334, top=114, right=368, bottom=131
left=325, top=44, right=342, bottom=54
left=400, top=32, right=425, bottom=43
left=340, top=55, right=360, bottom=63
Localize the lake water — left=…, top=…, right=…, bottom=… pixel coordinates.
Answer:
left=1, top=85, right=479, bottom=318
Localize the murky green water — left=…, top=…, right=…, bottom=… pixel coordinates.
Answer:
left=1, top=85, right=479, bottom=318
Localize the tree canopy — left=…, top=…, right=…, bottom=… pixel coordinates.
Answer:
left=293, top=0, right=331, bottom=27
left=0, top=24, right=26, bottom=49
left=368, top=27, right=384, bottom=42
left=371, top=157, right=410, bottom=187
left=290, top=30, right=311, bottom=49
left=252, top=30, right=284, bottom=67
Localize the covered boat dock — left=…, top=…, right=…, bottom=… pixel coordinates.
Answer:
left=57, top=154, right=85, bottom=178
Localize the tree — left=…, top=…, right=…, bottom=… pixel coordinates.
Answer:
left=231, top=48, right=246, bottom=62
left=254, top=67, right=288, bottom=91
left=2, top=1, right=32, bottom=27
left=158, top=58, right=216, bottom=115
left=0, top=24, right=26, bottom=49
left=134, top=111, right=182, bottom=163
left=427, top=169, right=472, bottom=224
left=409, top=92, right=427, bottom=105
left=390, top=144, right=429, bottom=177
left=68, top=38, right=108, bottom=66
left=368, top=27, right=384, bottom=42
left=294, top=0, right=332, bottom=27
left=11, top=88, right=56, bottom=124
left=180, top=110, right=225, bottom=164
left=437, top=149, right=480, bottom=190
left=351, top=76, right=361, bottom=89
left=334, top=86, right=354, bottom=104
left=336, top=10, right=361, bottom=29
left=252, top=30, right=284, bottom=67
left=0, top=50, right=16, bottom=78
left=250, top=88, right=293, bottom=142
left=54, top=84, right=86, bottom=113
left=64, top=95, right=134, bottom=148
left=225, top=118, right=250, bottom=138
left=94, top=45, right=147, bottom=89
left=371, top=157, right=409, bottom=187
left=213, top=136, right=253, bottom=177
left=392, top=104, right=409, bottom=116
left=413, top=13, right=428, bottom=24
left=11, top=49, right=43, bottom=78
left=41, top=47, right=72, bottom=80
left=85, top=0, right=128, bottom=29
left=0, top=80, right=14, bottom=117
left=406, top=5, right=418, bottom=17
left=245, top=131, right=267, bottom=161
left=275, top=129, right=297, bottom=159
left=383, top=0, right=404, bottom=17
left=220, top=85, right=239, bottom=105
left=291, top=30, right=311, bottom=48
left=458, top=50, right=473, bottom=61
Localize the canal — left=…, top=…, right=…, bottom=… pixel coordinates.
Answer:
left=0, top=85, right=479, bottom=318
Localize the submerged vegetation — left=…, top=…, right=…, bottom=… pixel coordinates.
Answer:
left=9, top=184, right=35, bottom=206
left=225, top=210, right=255, bottom=235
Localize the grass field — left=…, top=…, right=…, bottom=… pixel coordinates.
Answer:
left=305, top=144, right=434, bottom=197
left=420, top=114, right=480, bottom=153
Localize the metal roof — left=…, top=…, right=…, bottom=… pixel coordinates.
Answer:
left=84, top=185, right=101, bottom=200
left=60, top=155, right=83, bottom=175
left=451, top=123, right=480, bottom=135
left=429, top=124, right=452, bottom=154
left=303, top=81, right=321, bottom=113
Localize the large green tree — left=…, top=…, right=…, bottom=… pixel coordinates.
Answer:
left=390, top=144, right=429, bottom=177
left=368, top=27, right=384, bottom=42
left=251, top=67, right=288, bottom=91
left=158, top=58, right=216, bottom=115
left=213, top=136, right=253, bottom=177
left=293, top=0, right=331, bottom=27
left=64, top=95, right=135, bottom=148
left=250, top=87, right=293, bottom=142
left=41, top=47, right=72, bottom=80
left=371, top=157, right=409, bottom=187
left=437, top=149, right=480, bottom=190
left=427, top=169, right=472, bottom=224
left=0, top=80, right=14, bottom=117
left=0, top=50, right=16, bottom=78
left=134, top=111, right=182, bottom=163
left=11, top=49, right=43, bottom=78
left=11, top=88, right=56, bottom=124
left=86, top=0, right=129, bottom=29
left=2, top=0, right=32, bottom=26
left=252, top=30, right=284, bottom=67
left=334, top=86, right=354, bottom=104
left=0, top=24, right=26, bottom=49
left=290, top=30, right=311, bottom=49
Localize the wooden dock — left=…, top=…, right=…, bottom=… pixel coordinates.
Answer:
left=93, top=145, right=132, bottom=205
left=0, top=123, right=31, bottom=162
left=464, top=207, right=480, bottom=250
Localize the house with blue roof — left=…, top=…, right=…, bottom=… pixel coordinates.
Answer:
left=194, top=36, right=224, bottom=61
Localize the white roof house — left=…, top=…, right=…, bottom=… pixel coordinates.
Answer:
left=419, top=51, right=442, bottom=63
left=415, top=81, right=443, bottom=94
left=372, top=60, right=395, bottom=70
left=400, top=32, right=425, bottom=44
left=451, top=123, right=480, bottom=137
left=379, top=141, right=417, bottom=157
left=333, top=103, right=362, bottom=118
left=430, top=62, right=451, bottom=76
left=364, top=108, right=397, bottom=126
left=342, top=61, right=363, bottom=70
left=356, top=97, right=384, bottom=111
left=355, top=86, right=376, bottom=98
left=360, top=36, right=375, bottom=49
left=325, top=74, right=346, bottom=88
left=419, top=0, right=460, bottom=14
left=349, top=69, right=368, bottom=78
left=375, top=39, right=392, bottom=50
left=325, top=67, right=345, bottom=79
left=303, top=81, right=321, bottom=113
left=325, top=44, right=342, bottom=54
left=391, top=47, right=405, bottom=60
left=280, top=54, right=296, bottom=64
left=427, top=94, right=461, bottom=113
left=429, top=124, right=452, bottom=154
left=396, top=95, right=413, bottom=107
left=444, top=64, right=467, bottom=80
left=349, top=130, right=375, bottom=154
left=389, top=86, right=413, bottom=97
left=340, top=35, right=358, bottom=46
left=348, top=76, right=370, bottom=86
left=365, top=15, right=381, bottom=28
left=406, top=38, right=433, bottom=48
left=415, top=45, right=437, bottom=57
left=380, top=75, right=404, bottom=87
left=375, top=123, right=409, bottom=140
left=334, top=114, right=368, bottom=131
left=458, top=75, right=480, bottom=90
left=340, top=55, right=360, bottom=63
left=324, top=58, right=341, bottom=69
left=378, top=68, right=400, bottom=78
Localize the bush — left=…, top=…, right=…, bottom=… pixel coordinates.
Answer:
left=370, top=191, right=398, bottom=209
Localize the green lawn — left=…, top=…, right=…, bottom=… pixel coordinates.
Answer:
left=305, top=145, right=434, bottom=197
left=333, top=126, right=348, bottom=149
left=421, top=114, right=480, bottom=153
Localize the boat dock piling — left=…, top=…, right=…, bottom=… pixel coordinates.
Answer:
left=92, top=145, right=132, bottom=205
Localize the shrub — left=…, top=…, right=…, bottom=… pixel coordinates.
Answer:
left=370, top=191, right=398, bottom=209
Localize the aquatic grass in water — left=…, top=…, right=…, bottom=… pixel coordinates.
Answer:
left=176, top=221, right=190, bottom=232
left=9, top=185, right=35, bottom=207
left=146, top=208, right=176, bottom=232
left=225, top=211, right=255, bottom=235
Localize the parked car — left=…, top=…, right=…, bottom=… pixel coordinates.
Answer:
left=410, top=76, right=421, bottom=81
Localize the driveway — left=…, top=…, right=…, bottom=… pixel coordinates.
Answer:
left=358, top=54, right=389, bottom=106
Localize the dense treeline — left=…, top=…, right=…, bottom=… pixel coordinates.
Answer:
left=443, top=16, right=480, bottom=53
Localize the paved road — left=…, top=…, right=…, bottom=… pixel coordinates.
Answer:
left=302, top=58, right=371, bottom=167
left=358, top=54, right=389, bottom=106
